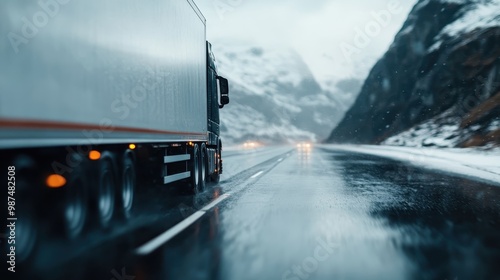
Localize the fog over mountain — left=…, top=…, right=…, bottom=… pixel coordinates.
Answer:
left=195, top=1, right=415, bottom=145
left=214, top=43, right=361, bottom=144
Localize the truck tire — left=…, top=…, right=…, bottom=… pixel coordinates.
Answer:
left=96, top=152, right=117, bottom=228
left=199, top=143, right=207, bottom=192
left=16, top=208, right=38, bottom=263
left=211, top=141, right=222, bottom=183
left=118, top=152, right=135, bottom=220
left=12, top=157, right=39, bottom=262
left=63, top=159, right=89, bottom=239
left=190, top=144, right=200, bottom=194
left=210, top=167, right=220, bottom=183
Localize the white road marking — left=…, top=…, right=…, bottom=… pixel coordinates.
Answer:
left=201, top=193, right=231, bottom=212
left=136, top=212, right=204, bottom=256
left=136, top=193, right=231, bottom=256
left=277, top=158, right=283, bottom=162
left=250, top=171, right=264, bottom=179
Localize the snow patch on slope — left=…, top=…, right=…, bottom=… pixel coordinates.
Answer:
left=215, top=45, right=310, bottom=96
left=324, top=144, right=500, bottom=186
left=442, top=0, right=500, bottom=37
left=430, top=0, right=500, bottom=50
left=382, top=109, right=464, bottom=148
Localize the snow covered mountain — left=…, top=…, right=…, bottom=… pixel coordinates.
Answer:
left=214, top=43, right=361, bottom=145
left=328, top=0, right=500, bottom=148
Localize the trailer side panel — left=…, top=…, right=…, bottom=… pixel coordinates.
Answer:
left=0, top=0, right=208, bottom=148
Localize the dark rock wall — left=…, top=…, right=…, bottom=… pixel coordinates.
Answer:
left=328, top=0, right=500, bottom=147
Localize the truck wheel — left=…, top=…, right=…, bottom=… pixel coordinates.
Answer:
left=16, top=209, right=38, bottom=262
left=199, top=144, right=207, bottom=192
left=96, top=153, right=116, bottom=228
left=190, top=144, right=200, bottom=194
left=118, top=152, right=135, bottom=220
left=211, top=171, right=220, bottom=183
left=211, top=143, right=221, bottom=183
left=13, top=158, right=39, bottom=262
left=63, top=163, right=88, bottom=239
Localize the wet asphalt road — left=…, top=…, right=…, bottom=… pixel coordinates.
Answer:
left=17, top=146, right=500, bottom=280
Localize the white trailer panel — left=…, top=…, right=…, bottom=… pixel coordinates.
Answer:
left=0, top=0, right=208, bottom=148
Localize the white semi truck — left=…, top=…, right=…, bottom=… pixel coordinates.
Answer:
left=0, top=0, right=229, bottom=261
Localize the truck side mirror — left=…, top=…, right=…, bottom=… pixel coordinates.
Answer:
left=217, top=76, right=230, bottom=108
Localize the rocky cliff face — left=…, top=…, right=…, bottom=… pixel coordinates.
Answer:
left=328, top=0, right=500, bottom=148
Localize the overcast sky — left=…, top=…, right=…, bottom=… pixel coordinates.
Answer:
left=196, top=0, right=417, bottom=88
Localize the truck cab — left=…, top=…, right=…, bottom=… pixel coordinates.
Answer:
left=206, top=41, right=229, bottom=182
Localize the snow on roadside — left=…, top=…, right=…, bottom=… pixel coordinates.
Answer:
left=322, top=144, right=500, bottom=186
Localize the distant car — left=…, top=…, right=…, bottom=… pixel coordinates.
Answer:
left=296, top=143, right=312, bottom=150
left=243, top=141, right=262, bottom=149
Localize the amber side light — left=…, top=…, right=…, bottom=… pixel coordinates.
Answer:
left=46, top=174, right=66, bottom=188
left=89, top=150, right=101, bottom=161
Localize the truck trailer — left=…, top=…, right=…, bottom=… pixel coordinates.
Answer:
left=0, top=0, right=229, bottom=261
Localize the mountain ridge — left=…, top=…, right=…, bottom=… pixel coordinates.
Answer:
left=327, top=0, right=500, bottom=148
left=214, top=43, right=361, bottom=144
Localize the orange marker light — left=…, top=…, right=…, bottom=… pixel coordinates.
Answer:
left=129, top=144, right=136, bottom=150
left=89, top=150, right=101, bottom=161
left=46, top=174, right=66, bottom=188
